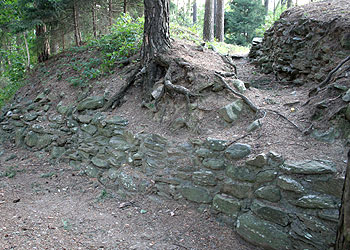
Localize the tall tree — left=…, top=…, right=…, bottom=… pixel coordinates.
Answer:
left=224, top=0, right=265, bottom=45
left=108, top=0, right=113, bottom=26
left=336, top=150, right=350, bottom=249
left=124, top=0, right=127, bottom=13
left=203, top=0, right=214, bottom=42
left=264, top=0, right=269, bottom=14
left=192, top=0, right=197, bottom=24
left=72, top=0, right=81, bottom=46
left=215, top=0, right=224, bottom=42
left=92, top=0, right=97, bottom=38
left=141, top=0, right=171, bottom=98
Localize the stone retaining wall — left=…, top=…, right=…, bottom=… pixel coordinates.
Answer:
left=0, top=92, right=344, bottom=250
left=249, top=8, right=350, bottom=85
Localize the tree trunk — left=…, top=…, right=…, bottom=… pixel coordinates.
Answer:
left=142, top=0, right=171, bottom=100
left=213, top=0, right=217, bottom=35
left=92, top=0, right=97, bottom=38
left=215, top=0, right=224, bottom=42
left=61, top=30, right=65, bottom=51
left=193, top=0, right=197, bottom=24
left=265, top=0, right=269, bottom=15
left=36, top=24, right=50, bottom=63
left=203, top=0, right=214, bottom=42
left=124, top=0, right=127, bottom=14
left=73, top=0, right=81, bottom=46
left=23, top=32, right=30, bottom=70
left=287, top=0, right=292, bottom=7
left=336, top=150, right=350, bottom=250
left=108, top=0, right=113, bottom=26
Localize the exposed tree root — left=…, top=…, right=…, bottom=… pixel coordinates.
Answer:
left=265, top=108, right=303, bottom=132
left=215, top=74, right=258, bottom=112
left=215, top=73, right=304, bottom=133
left=309, top=55, right=350, bottom=97
left=102, top=66, right=141, bottom=111
left=220, top=54, right=238, bottom=76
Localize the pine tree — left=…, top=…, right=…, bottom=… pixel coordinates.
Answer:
left=203, top=0, right=214, bottom=42
left=224, top=0, right=265, bottom=45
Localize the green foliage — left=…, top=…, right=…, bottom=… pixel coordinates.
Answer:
left=225, top=0, right=266, bottom=46
left=170, top=22, right=202, bottom=44
left=0, top=78, right=23, bottom=108
left=256, top=5, right=288, bottom=36
left=89, top=13, right=143, bottom=71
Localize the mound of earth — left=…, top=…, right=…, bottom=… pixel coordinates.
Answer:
left=4, top=38, right=347, bottom=171
left=249, top=0, right=350, bottom=84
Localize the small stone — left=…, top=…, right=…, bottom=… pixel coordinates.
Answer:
left=213, top=194, right=241, bottom=217
left=222, top=180, right=253, bottom=199
left=202, top=158, right=225, bottom=170
left=345, top=104, right=350, bottom=121
left=251, top=200, right=289, bottom=226
left=192, top=171, right=217, bottom=186
left=312, top=127, right=338, bottom=143
left=342, top=89, right=350, bottom=102
left=225, top=143, right=251, bottom=160
left=226, top=164, right=256, bottom=182
left=236, top=212, right=292, bottom=250
left=231, top=79, right=246, bottom=93
left=151, top=84, right=164, bottom=100
left=256, top=170, right=278, bottom=183
left=77, top=96, right=105, bottom=111
left=171, top=117, right=186, bottom=130
left=295, top=194, right=338, bottom=209
left=281, top=160, right=336, bottom=175
left=91, top=157, right=109, bottom=168
left=247, top=119, right=261, bottom=132
left=81, top=124, right=97, bottom=135
left=277, top=176, right=304, bottom=193
left=51, top=147, right=65, bottom=159
left=179, top=185, right=212, bottom=203
left=218, top=100, right=243, bottom=123
left=23, top=112, right=38, bottom=121
left=255, top=185, right=281, bottom=202
left=246, top=153, right=267, bottom=167
left=205, top=138, right=228, bottom=151
left=77, top=115, right=93, bottom=123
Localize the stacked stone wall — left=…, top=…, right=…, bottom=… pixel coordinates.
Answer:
left=249, top=12, right=350, bottom=85
left=0, top=92, right=344, bottom=250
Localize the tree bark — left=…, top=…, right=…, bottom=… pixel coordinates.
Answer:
left=142, top=0, right=171, bottom=100
left=193, top=0, right=197, bottom=24
left=108, top=0, right=113, bottom=26
left=124, top=0, right=127, bottom=14
left=36, top=24, right=50, bottom=63
left=23, top=32, right=30, bottom=70
left=336, top=150, right=350, bottom=250
left=264, top=0, right=269, bottom=14
left=92, top=0, right=97, bottom=38
left=73, top=0, right=81, bottom=46
left=215, top=0, right=224, bottom=42
left=61, top=30, right=65, bottom=51
left=203, top=0, right=214, bottom=42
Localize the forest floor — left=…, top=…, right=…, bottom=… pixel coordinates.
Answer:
left=1, top=32, right=348, bottom=248
left=0, top=144, right=257, bottom=250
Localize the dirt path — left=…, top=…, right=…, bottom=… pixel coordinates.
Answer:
left=0, top=144, right=258, bottom=250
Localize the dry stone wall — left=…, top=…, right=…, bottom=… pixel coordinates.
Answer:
left=0, top=92, right=344, bottom=250
left=249, top=4, right=350, bottom=85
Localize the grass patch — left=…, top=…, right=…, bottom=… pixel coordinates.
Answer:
left=0, top=77, right=24, bottom=109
